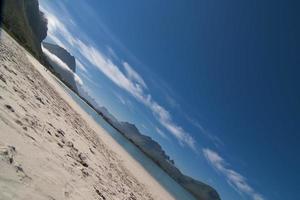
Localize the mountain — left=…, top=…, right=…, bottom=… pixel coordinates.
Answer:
left=42, top=42, right=76, bottom=72
left=92, top=106, right=221, bottom=200
left=42, top=42, right=78, bottom=93
left=0, top=1, right=220, bottom=197
left=76, top=88, right=221, bottom=199
left=1, top=0, right=48, bottom=63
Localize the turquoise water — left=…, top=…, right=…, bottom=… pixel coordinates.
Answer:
left=56, top=80, right=196, bottom=200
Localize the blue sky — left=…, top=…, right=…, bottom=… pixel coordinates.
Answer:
left=40, top=1, right=299, bottom=200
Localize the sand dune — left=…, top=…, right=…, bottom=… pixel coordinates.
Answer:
left=0, top=29, right=176, bottom=200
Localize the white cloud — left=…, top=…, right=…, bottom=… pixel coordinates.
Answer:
left=80, top=43, right=196, bottom=149
left=40, top=8, right=67, bottom=48
left=42, top=46, right=83, bottom=85
left=41, top=6, right=82, bottom=54
left=203, top=148, right=264, bottom=200
left=123, top=62, right=147, bottom=89
left=74, top=74, right=83, bottom=85
left=41, top=5, right=269, bottom=200
left=41, top=6, right=196, bottom=150
left=150, top=101, right=196, bottom=149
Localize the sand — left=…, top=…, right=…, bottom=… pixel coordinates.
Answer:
left=0, top=29, right=176, bottom=200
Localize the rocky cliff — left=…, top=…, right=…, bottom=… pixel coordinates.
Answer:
left=42, top=42, right=76, bottom=72
left=42, top=42, right=78, bottom=93
left=1, top=0, right=48, bottom=62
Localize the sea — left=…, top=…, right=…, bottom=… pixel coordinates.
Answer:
left=56, top=79, right=197, bottom=200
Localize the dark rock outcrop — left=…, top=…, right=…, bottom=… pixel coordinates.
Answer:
left=1, top=0, right=48, bottom=62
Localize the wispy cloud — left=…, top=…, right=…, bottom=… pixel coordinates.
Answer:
left=80, top=72, right=100, bottom=88
left=165, top=93, right=180, bottom=109
left=80, top=43, right=196, bottom=150
left=40, top=7, right=69, bottom=49
left=114, top=92, right=126, bottom=105
left=150, top=101, right=196, bottom=149
left=75, top=59, right=87, bottom=73
left=41, top=6, right=196, bottom=150
left=155, top=127, right=169, bottom=140
left=188, top=117, right=223, bottom=148
left=203, top=148, right=264, bottom=200
left=41, top=4, right=271, bottom=200
left=123, top=62, right=147, bottom=89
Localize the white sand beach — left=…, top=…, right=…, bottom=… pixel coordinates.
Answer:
left=0, top=29, right=176, bottom=200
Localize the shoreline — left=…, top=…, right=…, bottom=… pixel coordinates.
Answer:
left=0, top=29, right=176, bottom=200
